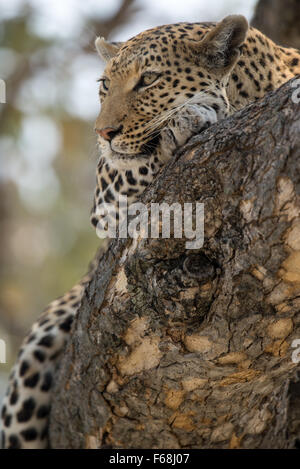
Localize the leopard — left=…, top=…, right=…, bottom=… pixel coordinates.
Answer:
left=1, top=14, right=300, bottom=449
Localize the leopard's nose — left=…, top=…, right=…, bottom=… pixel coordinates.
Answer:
left=95, top=126, right=122, bottom=142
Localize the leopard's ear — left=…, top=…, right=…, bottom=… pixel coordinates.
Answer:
left=95, top=37, right=123, bottom=62
left=199, top=15, right=248, bottom=71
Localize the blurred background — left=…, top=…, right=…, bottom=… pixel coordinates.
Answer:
left=0, top=0, right=297, bottom=397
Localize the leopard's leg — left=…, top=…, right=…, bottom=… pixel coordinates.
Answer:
left=156, top=97, right=230, bottom=163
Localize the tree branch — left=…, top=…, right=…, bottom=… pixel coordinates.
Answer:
left=50, top=79, right=300, bottom=449
left=251, top=0, right=300, bottom=49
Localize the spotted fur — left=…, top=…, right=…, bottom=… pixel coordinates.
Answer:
left=1, top=15, right=300, bottom=448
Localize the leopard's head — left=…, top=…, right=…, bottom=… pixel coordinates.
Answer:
left=95, top=14, right=248, bottom=159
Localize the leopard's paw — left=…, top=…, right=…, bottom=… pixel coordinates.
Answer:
left=158, top=104, right=218, bottom=161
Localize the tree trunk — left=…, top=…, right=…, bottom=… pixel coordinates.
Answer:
left=251, top=0, right=300, bottom=49
left=49, top=79, right=300, bottom=449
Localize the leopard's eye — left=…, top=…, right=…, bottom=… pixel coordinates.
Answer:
left=135, top=72, right=161, bottom=90
left=98, top=77, right=110, bottom=92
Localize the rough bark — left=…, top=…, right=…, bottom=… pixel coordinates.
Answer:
left=251, top=0, right=300, bottom=49
left=50, top=79, right=300, bottom=449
